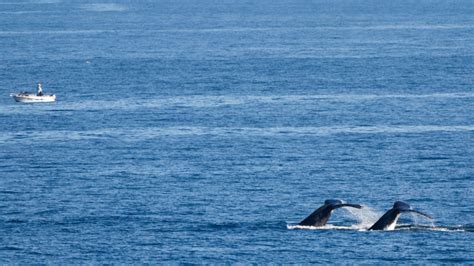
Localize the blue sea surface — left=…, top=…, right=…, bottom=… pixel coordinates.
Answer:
left=0, top=0, right=473, bottom=263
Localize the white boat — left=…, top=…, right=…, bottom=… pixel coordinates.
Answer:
left=11, top=92, right=56, bottom=103
left=10, top=83, right=56, bottom=103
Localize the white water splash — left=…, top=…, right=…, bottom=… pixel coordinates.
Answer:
left=287, top=224, right=357, bottom=230
left=286, top=205, right=381, bottom=231
left=409, top=212, right=436, bottom=228
left=344, top=206, right=382, bottom=229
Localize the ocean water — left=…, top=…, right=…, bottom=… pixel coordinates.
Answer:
left=0, top=0, right=473, bottom=263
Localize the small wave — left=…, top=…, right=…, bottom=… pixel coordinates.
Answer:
left=0, top=190, right=22, bottom=194
left=0, top=246, right=23, bottom=251
left=395, top=224, right=468, bottom=232
left=416, top=156, right=451, bottom=161
left=6, top=219, right=28, bottom=224
left=360, top=24, right=474, bottom=30
left=0, top=29, right=112, bottom=35
left=33, top=208, right=62, bottom=216
left=34, top=0, right=62, bottom=3
left=0, top=0, right=59, bottom=4
left=0, top=11, right=49, bottom=15
left=137, top=242, right=164, bottom=247
left=65, top=25, right=473, bottom=33
left=206, top=222, right=242, bottom=230
left=81, top=3, right=127, bottom=12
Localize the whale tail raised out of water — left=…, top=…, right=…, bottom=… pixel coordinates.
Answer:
left=299, top=199, right=363, bottom=227
left=369, top=201, right=432, bottom=231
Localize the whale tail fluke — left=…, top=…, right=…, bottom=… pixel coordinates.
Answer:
left=298, top=199, right=363, bottom=227
left=369, top=201, right=433, bottom=230
left=402, top=209, right=433, bottom=220
left=394, top=201, right=433, bottom=219
left=324, top=199, right=362, bottom=209
left=339, top=203, right=363, bottom=209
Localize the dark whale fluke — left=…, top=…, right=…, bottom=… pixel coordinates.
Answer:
left=299, top=199, right=363, bottom=227
left=369, top=201, right=432, bottom=231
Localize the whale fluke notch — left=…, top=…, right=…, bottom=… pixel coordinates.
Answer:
left=298, top=199, right=363, bottom=227
left=369, top=201, right=432, bottom=231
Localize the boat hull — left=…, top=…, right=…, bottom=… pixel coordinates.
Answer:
left=11, top=94, right=56, bottom=103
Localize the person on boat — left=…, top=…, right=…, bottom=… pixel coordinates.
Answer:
left=37, top=83, right=43, bottom=96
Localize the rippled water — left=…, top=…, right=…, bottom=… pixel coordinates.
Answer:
left=0, top=0, right=473, bottom=263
